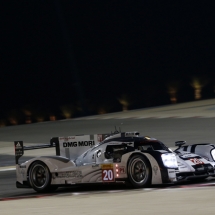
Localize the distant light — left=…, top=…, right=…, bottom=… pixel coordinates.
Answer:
left=25, top=116, right=32, bottom=124
left=50, top=115, right=56, bottom=121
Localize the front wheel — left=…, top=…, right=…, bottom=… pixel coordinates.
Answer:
left=127, top=155, right=152, bottom=188
left=29, top=161, right=52, bottom=192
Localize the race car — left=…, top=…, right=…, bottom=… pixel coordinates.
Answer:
left=173, top=141, right=215, bottom=181
left=14, top=130, right=179, bottom=192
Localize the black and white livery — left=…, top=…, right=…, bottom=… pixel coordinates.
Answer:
left=15, top=131, right=178, bottom=192
left=173, top=141, right=215, bottom=181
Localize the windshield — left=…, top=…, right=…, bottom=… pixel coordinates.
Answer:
left=138, top=140, right=170, bottom=151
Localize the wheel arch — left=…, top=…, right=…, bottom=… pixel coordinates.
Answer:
left=126, top=151, right=162, bottom=185
left=27, top=158, right=60, bottom=177
left=27, top=160, right=50, bottom=177
left=127, top=152, right=152, bottom=169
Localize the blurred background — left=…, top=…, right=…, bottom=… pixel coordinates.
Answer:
left=1, top=1, right=215, bottom=126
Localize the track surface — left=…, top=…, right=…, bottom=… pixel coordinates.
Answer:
left=1, top=118, right=215, bottom=144
left=1, top=100, right=215, bottom=214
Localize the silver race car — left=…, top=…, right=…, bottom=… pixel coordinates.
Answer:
left=15, top=131, right=178, bottom=192
left=14, top=131, right=215, bottom=193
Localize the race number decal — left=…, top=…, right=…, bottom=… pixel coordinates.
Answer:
left=101, top=164, right=114, bottom=182
left=190, top=158, right=204, bottom=165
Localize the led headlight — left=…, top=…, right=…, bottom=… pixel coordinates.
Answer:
left=211, top=149, right=215, bottom=161
left=161, top=153, right=178, bottom=168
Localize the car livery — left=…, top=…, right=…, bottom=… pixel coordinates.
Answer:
left=173, top=141, right=215, bottom=181
left=15, top=131, right=178, bottom=192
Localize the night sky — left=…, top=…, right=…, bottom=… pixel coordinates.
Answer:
left=1, top=1, right=215, bottom=121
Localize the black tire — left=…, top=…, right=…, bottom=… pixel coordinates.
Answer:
left=127, top=154, right=152, bottom=188
left=29, top=161, right=52, bottom=193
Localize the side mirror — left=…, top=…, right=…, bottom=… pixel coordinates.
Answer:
left=175, top=141, right=186, bottom=147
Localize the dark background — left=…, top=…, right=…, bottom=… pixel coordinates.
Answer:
left=1, top=1, right=215, bottom=124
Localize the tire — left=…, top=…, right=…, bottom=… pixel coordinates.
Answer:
left=127, top=154, right=152, bottom=188
left=29, top=161, right=52, bottom=193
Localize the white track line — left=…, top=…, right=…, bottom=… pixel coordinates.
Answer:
left=0, top=167, right=16, bottom=172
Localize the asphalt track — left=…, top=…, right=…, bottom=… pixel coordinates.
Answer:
left=1, top=99, right=215, bottom=214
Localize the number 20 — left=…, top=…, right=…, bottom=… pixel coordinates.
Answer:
left=103, top=169, right=113, bottom=181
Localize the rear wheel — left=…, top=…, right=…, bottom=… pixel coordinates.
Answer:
left=29, top=161, right=52, bottom=193
left=127, top=155, right=152, bottom=188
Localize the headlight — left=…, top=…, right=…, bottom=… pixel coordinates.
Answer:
left=161, top=153, right=178, bottom=168
left=211, top=149, right=215, bottom=161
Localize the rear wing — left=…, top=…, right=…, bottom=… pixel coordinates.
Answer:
left=14, top=134, right=108, bottom=165
left=14, top=138, right=59, bottom=165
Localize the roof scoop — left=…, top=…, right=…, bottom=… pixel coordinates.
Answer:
left=125, top=131, right=139, bottom=137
